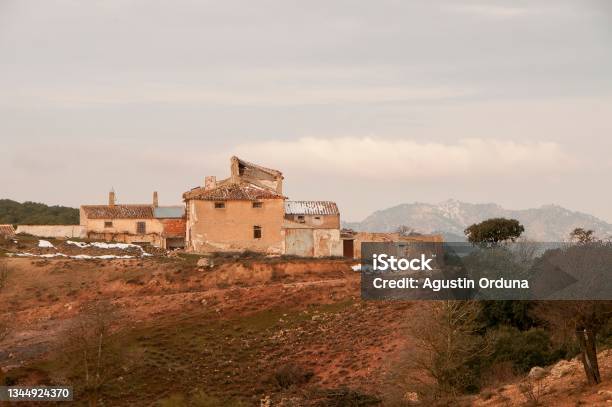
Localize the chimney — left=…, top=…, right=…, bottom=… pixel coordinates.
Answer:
left=204, top=176, right=217, bottom=190
left=153, top=191, right=159, bottom=207
left=109, top=189, right=116, bottom=206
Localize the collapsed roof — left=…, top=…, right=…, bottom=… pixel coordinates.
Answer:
left=183, top=182, right=285, bottom=201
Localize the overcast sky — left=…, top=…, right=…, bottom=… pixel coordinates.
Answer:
left=1, top=0, right=611, bottom=222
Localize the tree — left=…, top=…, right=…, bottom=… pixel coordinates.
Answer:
left=570, top=227, right=596, bottom=244
left=399, top=301, right=490, bottom=402
left=63, top=300, right=119, bottom=406
left=395, top=225, right=416, bottom=237
left=464, top=218, right=524, bottom=245
left=536, top=300, right=611, bottom=384
left=535, top=229, right=612, bottom=385
left=0, top=318, right=8, bottom=385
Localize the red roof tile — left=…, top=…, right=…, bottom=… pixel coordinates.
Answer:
left=81, top=205, right=154, bottom=219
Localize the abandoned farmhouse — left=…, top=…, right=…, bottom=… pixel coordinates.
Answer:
left=75, top=157, right=346, bottom=257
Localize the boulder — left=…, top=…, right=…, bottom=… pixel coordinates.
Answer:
left=528, top=366, right=547, bottom=380
left=197, top=258, right=211, bottom=268
left=598, top=390, right=612, bottom=401
left=550, top=360, right=575, bottom=378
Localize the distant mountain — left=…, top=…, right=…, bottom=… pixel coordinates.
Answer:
left=343, top=199, right=612, bottom=242
left=0, top=199, right=79, bottom=225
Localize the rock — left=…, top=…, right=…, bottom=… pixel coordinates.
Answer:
left=404, top=392, right=419, bottom=402
left=528, top=366, right=547, bottom=380
left=196, top=258, right=210, bottom=268
left=598, top=390, right=612, bottom=401
left=550, top=360, right=575, bottom=378
left=200, top=299, right=207, bottom=305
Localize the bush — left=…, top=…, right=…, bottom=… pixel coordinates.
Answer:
left=479, top=301, right=539, bottom=330
left=274, top=363, right=313, bottom=389
left=488, top=326, right=564, bottom=373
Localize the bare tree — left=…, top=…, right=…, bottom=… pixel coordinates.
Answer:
left=399, top=301, right=490, bottom=403
left=0, top=319, right=7, bottom=385
left=396, top=225, right=416, bottom=237
left=63, top=300, right=119, bottom=407
left=0, top=261, right=9, bottom=291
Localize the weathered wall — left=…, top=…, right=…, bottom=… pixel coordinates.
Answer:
left=351, top=232, right=444, bottom=258
left=15, top=225, right=86, bottom=238
left=284, top=214, right=340, bottom=229
left=284, top=227, right=342, bottom=257
left=80, top=218, right=165, bottom=246
left=187, top=199, right=284, bottom=253
left=81, top=218, right=163, bottom=235
left=86, top=231, right=163, bottom=246
left=285, top=228, right=314, bottom=256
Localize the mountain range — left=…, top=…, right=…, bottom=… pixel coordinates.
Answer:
left=342, top=200, right=612, bottom=242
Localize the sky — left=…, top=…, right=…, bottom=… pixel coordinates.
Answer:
left=1, top=0, right=611, bottom=222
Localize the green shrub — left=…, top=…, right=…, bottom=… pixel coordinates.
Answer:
left=488, top=326, right=564, bottom=373
left=479, top=301, right=539, bottom=330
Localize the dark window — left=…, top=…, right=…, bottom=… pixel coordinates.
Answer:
left=314, top=216, right=321, bottom=220
left=297, top=215, right=305, bottom=223
left=136, top=221, right=146, bottom=234
left=104, top=221, right=113, bottom=228
left=253, top=225, right=262, bottom=239
left=214, top=202, right=225, bottom=209
left=252, top=201, right=263, bottom=208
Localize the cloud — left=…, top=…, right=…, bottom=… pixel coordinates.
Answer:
left=231, top=137, right=576, bottom=180
left=1, top=83, right=472, bottom=108
left=440, top=4, right=530, bottom=18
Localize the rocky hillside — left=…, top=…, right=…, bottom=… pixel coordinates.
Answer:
left=344, top=199, right=612, bottom=242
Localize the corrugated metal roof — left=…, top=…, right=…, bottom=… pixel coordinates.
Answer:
left=284, top=201, right=339, bottom=215
left=183, top=182, right=285, bottom=201
left=154, top=206, right=185, bottom=219
left=81, top=205, right=154, bottom=219
left=0, top=224, right=15, bottom=237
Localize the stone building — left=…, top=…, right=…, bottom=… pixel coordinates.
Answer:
left=80, top=191, right=185, bottom=249
left=183, top=156, right=343, bottom=256
left=283, top=201, right=343, bottom=257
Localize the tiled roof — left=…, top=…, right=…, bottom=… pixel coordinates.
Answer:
left=183, top=182, right=285, bottom=201
left=284, top=201, right=339, bottom=215
left=81, top=205, right=154, bottom=219
left=0, top=224, right=15, bottom=237
left=153, top=206, right=185, bottom=219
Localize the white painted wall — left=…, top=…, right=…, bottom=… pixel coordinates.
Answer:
left=16, top=225, right=86, bottom=238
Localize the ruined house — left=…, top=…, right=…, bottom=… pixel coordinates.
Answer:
left=80, top=191, right=185, bottom=249
left=183, top=156, right=343, bottom=256
left=183, top=158, right=286, bottom=253
left=0, top=224, right=15, bottom=238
